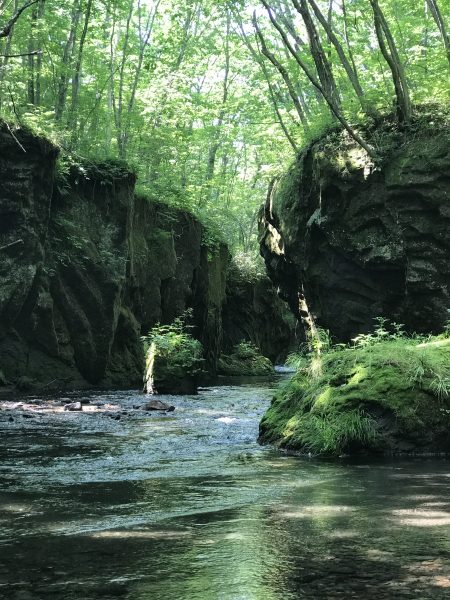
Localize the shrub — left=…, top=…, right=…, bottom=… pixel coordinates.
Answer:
left=142, top=310, right=204, bottom=394
left=218, top=341, right=274, bottom=376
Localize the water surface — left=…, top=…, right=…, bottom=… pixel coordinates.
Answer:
left=1, top=380, right=449, bottom=599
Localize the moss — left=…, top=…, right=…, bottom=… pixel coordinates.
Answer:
left=259, top=335, right=450, bottom=456
left=218, top=342, right=274, bottom=376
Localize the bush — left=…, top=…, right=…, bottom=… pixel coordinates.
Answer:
left=142, top=311, right=204, bottom=394
left=218, top=342, right=274, bottom=376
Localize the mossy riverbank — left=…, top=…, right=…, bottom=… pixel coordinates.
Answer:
left=259, top=328, right=450, bottom=456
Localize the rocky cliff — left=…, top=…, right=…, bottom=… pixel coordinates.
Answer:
left=0, top=123, right=292, bottom=390
left=260, top=117, right=450, bottom=340
left=222, top=264, right=294, bottom=363
left=0, top=124, right=229, bottom=389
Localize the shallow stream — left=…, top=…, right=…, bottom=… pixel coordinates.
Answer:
left=1, top=377, right=450, bottom=599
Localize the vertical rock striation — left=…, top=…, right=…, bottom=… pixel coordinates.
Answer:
left=260, top=121, right=450, bottom=340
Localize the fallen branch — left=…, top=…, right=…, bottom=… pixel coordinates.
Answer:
left=0, top=239, right=24, bottom=251
left=5, top=121, right=26, bottom=152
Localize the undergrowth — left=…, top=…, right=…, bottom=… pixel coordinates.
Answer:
left=142, top=310, right=204, bottom=393
left=260, top=318, right=450, bottom=456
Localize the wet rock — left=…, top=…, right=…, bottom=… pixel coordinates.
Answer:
left=143, top=400, right=175, bottom=412
left=10, top=402, right=24, bottom=409
left=104, top=411, right=121, bottom=420
left=64, top=401, right=82, bottom=412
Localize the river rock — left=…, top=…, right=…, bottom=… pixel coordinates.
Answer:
left=143, top=400, right=175, bottom=412
left=64, top=402, right=82, bottom=412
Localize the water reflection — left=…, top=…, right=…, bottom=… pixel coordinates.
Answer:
left=0, top=381, right=449, bottom=598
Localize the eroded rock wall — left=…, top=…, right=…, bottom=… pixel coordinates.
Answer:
left=260, top=124, right=450, bottom=340
left=222, top=265, right=295, bottom=363
left=0, top=124, right=229, bottom=388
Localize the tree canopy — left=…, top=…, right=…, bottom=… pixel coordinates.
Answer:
left=0, top=0, right=448, bottom=251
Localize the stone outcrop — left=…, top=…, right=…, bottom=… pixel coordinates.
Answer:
left=0, top=124, right=228, bottom=389
left=260, top=120, right=450, bottom=340
left=0, top=123, right=292, bottom=390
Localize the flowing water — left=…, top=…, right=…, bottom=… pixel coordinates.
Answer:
left=0, top=377, right=450, bottom=599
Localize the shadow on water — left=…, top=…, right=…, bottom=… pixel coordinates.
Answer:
left=0, top=379, right=450, bottom=599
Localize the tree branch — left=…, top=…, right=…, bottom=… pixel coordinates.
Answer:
left=0, top=0, right=41, bottom=39
left=1, top=49, right=42, bottom=58
left=0, top=239, right=24, bottom=251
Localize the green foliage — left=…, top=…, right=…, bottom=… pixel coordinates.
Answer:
left=295, top=410, right=378, bottom=456
left=260, top=320, right=450, bottom=456
left=142, top=310, right=204, bottom=387
left=445, top=309, right=450, bottom=338
left=229, top=251, right=266, bottom=283
left=1, top=0, right=448, bottom=255
left=218, top=341, right=274, bottom=376
left=351, top=317, right=408, bottom=347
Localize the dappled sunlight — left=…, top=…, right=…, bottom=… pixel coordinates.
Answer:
left=348, top=364, right=368, bottom=386
left=366, top=549, right=395, bottom=561
left=326, top=528, right=359, bottom=539
left=0, top=503, right=37, bottom=514
left=390, top=508, right=450, bottom=527
left=277, top=504, right=357, bottom=519
left=89, top=529, right=193, bottom=540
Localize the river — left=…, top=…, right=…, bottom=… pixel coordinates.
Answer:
left=0, top=377, right=449, bottom=599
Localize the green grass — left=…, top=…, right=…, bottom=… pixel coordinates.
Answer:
left=260, top=323, right=450, bottom=456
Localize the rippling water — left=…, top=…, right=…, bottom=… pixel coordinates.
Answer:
left=1, top=379, right=450, bottom=599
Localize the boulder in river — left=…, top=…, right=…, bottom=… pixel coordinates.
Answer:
left=259, top=336, right=450, bottom=456
left=64, top=402, right=82, bottom=412
left=143, top=400, right=175, bottom=412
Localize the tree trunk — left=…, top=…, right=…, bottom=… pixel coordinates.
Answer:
left=55, top=0, right=82, bottom=121
left=252, top=12, right=308, bottom=128
left=68, top=0, right=93, bottom=139
left=426, top=0, right=450, bottom=66
left=370, top=0, right=411, bottom=124
left=201, top=10, right=231, bottom=206
left=306, top=0, right=374, bottom=115
left=0, top=0, right=19, bottom=108
left=291, top=0, right=341, bottom=110
left=261, top=0, right=376, bottom=158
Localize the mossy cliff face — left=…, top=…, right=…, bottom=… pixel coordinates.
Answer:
left=0, top=124, right=228, bottom=388
left=260, top=122, right=450, bottom=340
left=222, top=264, right=295, bottom=364
left=259, top=337, right=450, bottom=456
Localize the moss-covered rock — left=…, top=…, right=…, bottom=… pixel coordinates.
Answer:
left=218, top=342, right=274, bottom=376
left=0, top=123, right=230, bottom=389
left=259, top=335, right=450, bottom=456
